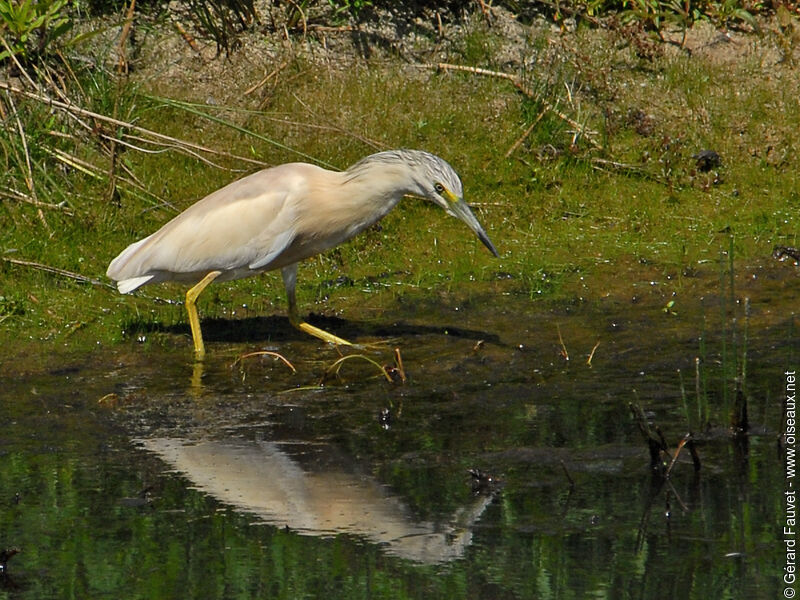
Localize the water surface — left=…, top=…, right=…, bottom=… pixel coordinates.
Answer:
left=1, top=260, right=796, bottom=598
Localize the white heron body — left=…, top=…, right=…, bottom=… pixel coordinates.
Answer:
left=107, top=150, right=497, bottom=356
left=109, top=163, right=405, bottom=291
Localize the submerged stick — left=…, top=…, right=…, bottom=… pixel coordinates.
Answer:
left=774, top=246, right=800, bottom=265
left=388, top=347, right=407, bottom=383
left=629, top=402, right=667, bottom=471
left=731, top=382, right=749, bottom=433
left=586, top=341, right=600, bottom=366
left=556, top=323, right=569, bottom=361
left=559, top=459, right=575, bottom=488
left=665, top=434, right=689, bottom=478
left=686, top=436, right=701, bottom=472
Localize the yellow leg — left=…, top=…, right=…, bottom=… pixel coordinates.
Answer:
left=289, top=308, right=353, bottom=346
left=282, top=265, right=352, bottom=347
left=186, top=270, right=222, bottom=359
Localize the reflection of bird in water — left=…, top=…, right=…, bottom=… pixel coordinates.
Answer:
left=107, top=150, right=498, bottom=358
left=141, top=438, right=495, bottom=564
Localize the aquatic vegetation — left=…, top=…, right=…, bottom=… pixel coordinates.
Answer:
left=0, top=4, right=796, bottom=357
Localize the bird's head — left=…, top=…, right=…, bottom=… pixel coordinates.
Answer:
left=345, top=149, right=499, bottom=257
left=411, top=151, right=499, bottom=258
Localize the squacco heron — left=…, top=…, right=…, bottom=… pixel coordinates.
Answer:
left=107, top=149, right=498, bottom=357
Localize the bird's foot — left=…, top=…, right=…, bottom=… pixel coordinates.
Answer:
left=296, top=320, right=353, bottom=347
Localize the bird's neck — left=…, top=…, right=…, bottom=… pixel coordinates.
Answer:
left=337, top=162, right=422, bottom=226
left=330, top=174, right=404, bottom=237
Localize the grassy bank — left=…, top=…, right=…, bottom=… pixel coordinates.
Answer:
left=0, top=12, right=797, bottom=354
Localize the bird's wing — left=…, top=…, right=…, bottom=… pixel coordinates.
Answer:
left=247, top=226, right=295, bottom=270
left=107, top=167, right=306, bottom=283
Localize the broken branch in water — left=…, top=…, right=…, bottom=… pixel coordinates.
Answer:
left=559, top=459, right=576, bottom=488
left=664, top=433, right=701, bottom=477
left=384, top=347, right=407, bottom=383
left=629, top=402, right=668, bottom=471
left=631, top=403, right=702, bottom=477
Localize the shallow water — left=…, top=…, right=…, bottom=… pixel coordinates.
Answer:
left=1, top=260, right=797, bottom=599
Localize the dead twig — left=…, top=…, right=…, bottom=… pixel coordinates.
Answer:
left=322, top=353, right=396, bottom=384
left=32, top=61, right=71, bottom=106
left=476, top=0, right=492, bottom=23
left=418, top=62, right=602, bottom=149
left=0, top=82, right=270, bottom=169
left=2, top=257, right=110, bottom=287
left=285, top=0, right=308, bottom=37
left=107, top=132, right=245, bottom=173
left=259, top=113, right=384, bottom=150
left=0, top=188, right=73, bottom=215
left=290, top=92, right=385, bottom=150
left=0, top=35, right=37, bottom=89
left=537, top=0, right=604, bottom=27
left=117, top=0, right=136, bottom=75
left=4, top=90, right=49, bottom=234
left=685, top=435, right=701, bottom=471
left=306, top=24, right=357, bottom=32
left=232, top=350, right=297, bottom=373
left=556, top=323, right=569, bottom=361
left=559, top=459, right=575, bottom=488
left=504, top=108, right=546, bottom=159
left=663, top=477, right=689, bottom=512
left=54, top=50, right=86, bottom=98
left=664, top=433, right=701, bottom=475
left=383, top=347, right=406, bottom=383
left=244, top=60, right=289, bottom=96
left=40, top=145, right=168, bottom=207
left=590, top=157, right=664, bottom=182
left=629, top=402, right=668, bottom=471
left=664, top=433, right=689, bottom=478
left=173, top=19, right=205, bottom=58
left=107, top=0, right=137, bottom=204
left=586, top=340, right=600, bottom=366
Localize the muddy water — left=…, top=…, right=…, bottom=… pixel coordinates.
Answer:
left=0, top=260, right=796, bottom=599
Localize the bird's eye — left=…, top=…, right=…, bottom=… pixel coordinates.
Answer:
left=434, top=182, right=445, bottom=194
